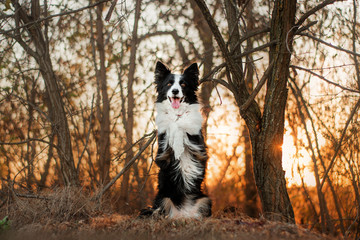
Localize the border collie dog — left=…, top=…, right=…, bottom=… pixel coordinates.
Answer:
left=140, top=61, right=211, bottom=219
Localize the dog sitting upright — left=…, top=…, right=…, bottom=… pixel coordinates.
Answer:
left=140, top=61, right=211, bottom=219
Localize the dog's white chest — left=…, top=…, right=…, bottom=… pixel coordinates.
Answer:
left=155, top=101, right=204, bottom=190
left=155, top=102, right=202, bottom=153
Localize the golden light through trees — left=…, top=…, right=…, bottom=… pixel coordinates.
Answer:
left=1, top=0, right=360, bottom=237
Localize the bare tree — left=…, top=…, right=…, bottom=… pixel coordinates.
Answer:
left=193, top=0, right=350, bottom=223
left=90, top=1, right=111, bottom=185
left=4, top=0, right=79, bottom=186
left=194, top=0, right=297, bottom=222
left=189, top=0, right=215, bottom=133
left=119, top=0, right=142, bottom=205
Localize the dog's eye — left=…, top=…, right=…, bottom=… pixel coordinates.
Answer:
left=167, top=83, right=172, bottom=86
left=181, top=83, right=186, bottom=87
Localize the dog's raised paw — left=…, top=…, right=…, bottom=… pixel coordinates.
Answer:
left=172, top=134, right=185, bottom=159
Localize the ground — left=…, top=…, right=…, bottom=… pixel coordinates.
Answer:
left=0, top=214, right=334, bottom=240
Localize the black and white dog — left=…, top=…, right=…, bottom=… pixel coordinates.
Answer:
left=140, top=61, right=211, bottom=219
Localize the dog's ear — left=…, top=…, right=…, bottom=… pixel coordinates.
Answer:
left=183, top=63, right=199, bottom=77
left=183, top=63, right=199, bottom=86
left=155, top=61, right=171, bottom=85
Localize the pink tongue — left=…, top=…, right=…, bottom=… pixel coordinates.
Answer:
left=171, top=98, right=181, bottom=109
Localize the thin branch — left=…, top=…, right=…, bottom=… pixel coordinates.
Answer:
left=78, top=94, right=95, bottom=165
left=94, top=130, right=156, bottom=200
left=199, top=40, right=274, bottom=87
left=4, top=91, right=51, bottom=122
left=241, top=61, right=274, bottom=111
left=296, top=0, right=338, bottom=28
left=138, top=139, right=155, bottom=194
left=137, top=30, right=174, bottom=43
left=199, top=63, right=226, bottom=84
left=0, top=13, right=14, bottom=20
left=231, top=26, right=270, bottom=53
left=105, top=0, right=118, bottom=21
left=3, top=0, right=112, bottom=35
left=233, top=40, right=276, bottom=60
left=301, top=63, right=355, bottom=71
left=0, top=137, right=57, bottom=149
left=194, top=0, right=262, bottom=127
left=201, top=78, right=232, bottom=91
left=137, top=30, right=189, bottom=65
left=352, top=0, right=360, bottom=89
left=291, top=65, right=360, bottom=94
left=319, top=97, right=360, bottom=191
left=295, top=20, right=318, bottom=34
left=239, top=26, right=270, bottom=43
left=193, top=0, right=241, bottom=82
left=289, top=77, right=346, bottom=234
left=289, top=78, right=334, bottom=232
left=14, top=193, right=51, bottom=200
left=113, top=130, right=156, bottom=162
left=299, top=33, right=360, bottom=58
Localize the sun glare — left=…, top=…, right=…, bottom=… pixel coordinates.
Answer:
left=282, top=132, right=316, bottom=187
left=204, top=86, right=317, bottom=189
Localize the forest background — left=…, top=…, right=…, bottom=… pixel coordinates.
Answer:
left=0, top=0, right=359, bottom=239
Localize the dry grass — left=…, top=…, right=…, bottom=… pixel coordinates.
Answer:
left=1, top=214, right=335, bottom=240
left=0, top=187, right=99, bottom=228
left=0, top=188, right=335, bottom=240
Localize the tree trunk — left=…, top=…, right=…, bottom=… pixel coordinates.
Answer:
left=223, top=0, right=260, bottom=218
left=96, top=3, right=111, bottom=185
left=242, top=0, right=260, bottom=218
left=25, top=79, right=36, bottom=189
left=120, top=0, right=142, bottom=205
left=189, top=0, right=214, bottom=137
left=193, top=0, right=296, bottom=222
left=243, top=126, right=260, bottom=217
left=250, top=0, right=296, bottom=222
left=12, top=0, right=78, bottom=186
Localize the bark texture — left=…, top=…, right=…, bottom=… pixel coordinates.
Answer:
left=119, top=0, right=142, bottom=204
left=12, top=0, right=78, bottom=186
left=189, top=0, right=215, bottom=135
left=251, top=0, right=296, bottom=222
left=96, top=3, right=111, bottom=185
left=194, top=0, right=296, bottom=222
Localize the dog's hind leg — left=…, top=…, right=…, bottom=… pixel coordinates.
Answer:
left=166, top=196, right=212, bottom=219
left=139, top=194, right=170, bottom=218
left=138, top=207, right=156, bottom=218
left=195, top=196, right=212, bottom=217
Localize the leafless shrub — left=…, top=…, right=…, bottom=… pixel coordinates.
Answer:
left=1, top=187, right=99, bottom=228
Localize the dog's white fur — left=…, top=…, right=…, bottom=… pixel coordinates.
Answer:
left=167, top=75, right=184, bottom=100
left=156, top=101, right=202, bottom=157
left=161, top=196, right=211, bottom=219
left=155, top=100, right=204, bottom=191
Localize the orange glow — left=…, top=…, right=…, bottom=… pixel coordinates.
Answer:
left=282, top=132, right=316, bottom=187
left=204, top=91, right=318, bottom=189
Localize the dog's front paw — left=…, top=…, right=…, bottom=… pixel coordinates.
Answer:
left=173, top=141, right=184, bottom=159
left=167, top=122, right=185, bottom=159
left=168, top=122, right=178, bottom=145
left=170, top=130, right=184, bottom=159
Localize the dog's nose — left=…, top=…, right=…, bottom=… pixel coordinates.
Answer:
left=172, top=89, right=179, bottom=95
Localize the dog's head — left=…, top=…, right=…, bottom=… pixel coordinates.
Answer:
left=154, top=61, right=199, bottom=108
